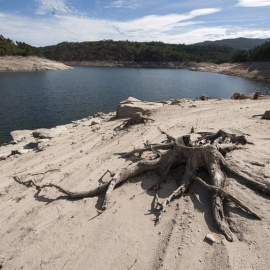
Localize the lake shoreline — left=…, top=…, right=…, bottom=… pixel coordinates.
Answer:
left=1, top=56, right=269, bottom=84
left=64, top=60, right=270, bottom=83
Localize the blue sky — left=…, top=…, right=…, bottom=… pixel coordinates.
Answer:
left=0, top=0, right=270, bottom=46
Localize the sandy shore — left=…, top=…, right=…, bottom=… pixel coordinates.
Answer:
left=189, top=62, right=270, bottom=82
left=0, top=97, right=270, bottom=269
left=65, top=60, right=270, bottom=82
left=0, top=56, right=72, bottom=72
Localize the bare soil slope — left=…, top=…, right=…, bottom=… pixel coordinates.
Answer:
left=0, top=56, right=72, bottom=72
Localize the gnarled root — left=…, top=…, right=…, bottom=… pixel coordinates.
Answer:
left=14, top=157, right=163, bottom=210
left=13, top=129, right=270, bottom=241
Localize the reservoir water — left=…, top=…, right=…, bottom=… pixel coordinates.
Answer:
left=1, top=66, right=270, bottom=145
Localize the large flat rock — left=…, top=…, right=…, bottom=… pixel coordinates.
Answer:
left=116, top=97, right=163, bottom=118
left=10, top=130, right=32, bottom=143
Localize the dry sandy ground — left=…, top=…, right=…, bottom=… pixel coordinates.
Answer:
left=0, top=56, right=72, bottom=72
left=0, top=98, right=270, bottom=270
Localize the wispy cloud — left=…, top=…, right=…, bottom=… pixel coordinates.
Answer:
left=113, top=8, right=221, bottom=33
left=237, top=0, right=270, bottom=7
left=106, top=0, right=142, bottom=9
left=35, top=0, right=77, bottom=15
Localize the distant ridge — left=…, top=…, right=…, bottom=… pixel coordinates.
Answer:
left=195, top=37, right=270, bottom=51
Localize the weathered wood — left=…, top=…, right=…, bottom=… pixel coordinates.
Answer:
left=115, top=112, right=155, bottom=130
left=14, top=129, right=270, bottom=241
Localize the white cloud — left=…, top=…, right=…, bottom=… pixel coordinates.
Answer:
left=113, top=8, right=221, bottom=33
left=0, top=7, right=270, bottom=46
left=106, top=0, right=142, bottom=9
left=237, top=0, right=270, bottom=7
left=35, top=0, right=76, bottom=15
left=0, top=12, right=118, bottom=46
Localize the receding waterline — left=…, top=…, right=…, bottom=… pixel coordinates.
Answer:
left=1, top=66, right=270, bottom=145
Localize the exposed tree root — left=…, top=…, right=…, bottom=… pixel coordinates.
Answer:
left=14, top=129, right=270, bottom=241
left=114, top=112, right=154, bottom=130
left=193, top=176, right=261, bottom=219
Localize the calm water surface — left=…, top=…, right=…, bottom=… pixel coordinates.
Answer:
left=1, top=66, right=270, bottom=145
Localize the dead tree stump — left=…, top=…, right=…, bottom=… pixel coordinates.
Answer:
left=14, top=129, right=270, bottom=241
left=253, top=110, right=270, bottom=120
left=115, top=112, right=154, bottom=130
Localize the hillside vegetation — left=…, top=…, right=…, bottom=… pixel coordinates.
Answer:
left=40, top=40, right=235, bottom=63
left=2, top=34, right=270, bottom=64
left=0, top=35, right=43, bottom=57
left=232, top=41, right=270, bottom=62
left=195, top=37, right=270, bottom=51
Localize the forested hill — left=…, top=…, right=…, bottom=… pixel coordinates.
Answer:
left=232, top=41, right=270, bottom=62
left=40, top=40, right=235, bottom=63
left=195, top=37, right=270, bottom=51
left=0, top=35, right=43, bottom=57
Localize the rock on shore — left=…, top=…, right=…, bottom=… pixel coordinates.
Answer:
left=0, top=56, right=72, bottom=72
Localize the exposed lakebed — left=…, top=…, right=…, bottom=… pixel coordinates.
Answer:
left=1, top=66, right=270, bottom=144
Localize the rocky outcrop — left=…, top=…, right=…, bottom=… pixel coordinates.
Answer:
left=231, top=92, right=263, bottom=100
left=116, top=97, right=163, bottom=118
left=32, top=126, right=67, bottom=139
left=11, top=130, right=32, bottom=143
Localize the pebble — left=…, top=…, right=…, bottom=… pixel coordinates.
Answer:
left=205, top=234, right=216, bottom=243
